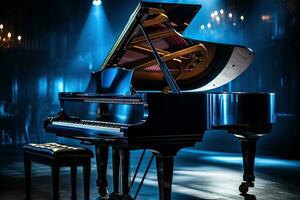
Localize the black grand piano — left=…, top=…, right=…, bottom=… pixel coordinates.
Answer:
left=44, top=2, right=276, bottom=200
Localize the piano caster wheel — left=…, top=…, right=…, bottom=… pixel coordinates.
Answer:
left=98, top=187, right=109, bottom=200
left=239, top=181, right=254, bottom=194
left=109, top=192, right=121, bottom=200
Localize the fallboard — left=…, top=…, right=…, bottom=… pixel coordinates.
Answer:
left=59, top=93, right=148, bottom=125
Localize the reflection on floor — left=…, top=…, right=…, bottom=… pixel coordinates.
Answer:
left=0, top=146, right=300, bottom=200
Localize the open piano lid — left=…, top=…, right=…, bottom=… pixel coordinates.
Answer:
left=100, top=2, right=254, bottom=92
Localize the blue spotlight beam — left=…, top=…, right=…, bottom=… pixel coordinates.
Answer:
left=76, top=1, right=113, bottom=71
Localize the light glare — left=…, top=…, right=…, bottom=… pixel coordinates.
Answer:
left=207, top=23, right=211, bottom=28
left=200, top=25, right=205, bottom=30
left=261, top=15, right=271, bottom=21
left=228, top=13, right=233, bottom=18
left=7, top=32, right=11, bottom=38
left=220, top=9, right=224, bottom=14
left=216, top=16, right=220, bottom=22
left=93, top=0, right=102, bottom=6
left=240, top=15, right=244, bottom=20
left=0, top=24, right=3, bottom=29
left=17, top=35, right=22, bottom=41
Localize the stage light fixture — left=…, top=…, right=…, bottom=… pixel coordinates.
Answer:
left=240, top=15, right=244, bottom=21
left=228, top=13, right=233, bottom=18
left=17, top=35, right=22, bottom=41
left=220, top=9, right=224, bottom=15
left=7, top=32, right=11, bottom=38
left=93, top=0, right=102, bottom=6
left=207, top=23, right=211, bottom=28
left=0, top=24, right=3, bottom=30
left=200, top=25, right=205, bottom=30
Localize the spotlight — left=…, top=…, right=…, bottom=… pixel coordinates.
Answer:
left=214, top=10, right=218, bottom=16
left=220, top=9, right=224, bottom=15
left=93, top=0, right=102, bottom=6
left=211, top=13, right=215, bottom=18
left=7, top=32, right=11, bottom=38
left=17, top=35, right=22, bottom=41
left=228, top=13, right=233, bottom=18
left=240, top=15, right=245, bottom=21
left=200, top=25, right=205, bottom=30
left=0, top=24, right=3, bottom=30
left=207, top=23, right=211, bottom=28
left=216, top=16, right=220, bottom=22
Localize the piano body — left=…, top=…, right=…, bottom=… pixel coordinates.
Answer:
left=44, top=2, right=276, bottom=199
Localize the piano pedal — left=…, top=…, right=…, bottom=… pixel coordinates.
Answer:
left=239, top=181, right=254, bottom=194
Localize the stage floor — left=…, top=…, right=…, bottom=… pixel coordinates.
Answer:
left=0, top=146, right=299, bottom=200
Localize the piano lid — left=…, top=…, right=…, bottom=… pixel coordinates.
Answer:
left=100, top=2, right=254, bottom=92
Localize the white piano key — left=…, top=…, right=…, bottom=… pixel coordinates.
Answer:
left=51, top=120, right=123, bottom=136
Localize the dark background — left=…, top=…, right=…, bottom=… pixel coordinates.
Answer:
left=0, top=0, right=299, bottom=159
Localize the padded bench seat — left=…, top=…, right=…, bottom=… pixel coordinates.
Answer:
left=23, top=143, right=93, bottom=200
left=23, top=143, right=93, bottom=158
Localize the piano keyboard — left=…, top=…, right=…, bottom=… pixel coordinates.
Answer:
left=51, top=119, right=125, bottom=136
left=60, top=94, right=145, bottom=105
left=84, top=98, right=144, bottom=104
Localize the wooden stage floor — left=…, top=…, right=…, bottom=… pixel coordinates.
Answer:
left=0, top=146, right=299, bottom=200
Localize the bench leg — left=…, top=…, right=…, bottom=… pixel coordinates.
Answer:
left=51, top=165, right=60, bottom=200
left=83, top=159, right=91, bottom=200
left=24, top=154, right=31, bottom=200
left=71, top=166, right=77, bottom=200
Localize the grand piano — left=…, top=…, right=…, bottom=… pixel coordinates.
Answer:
left=44, top=2, right=276, bottom=200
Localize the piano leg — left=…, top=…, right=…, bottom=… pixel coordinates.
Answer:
left=95, top=145, right=109, bottom=199
left=120, top=148, right=133, bottom=200
left=156, top=154, right=174, bottom=200
left=110, top=148, right=133, bottom=200
left=239, top=138, right=258, bottom=194
left=109, top=147, right=121, bottom=199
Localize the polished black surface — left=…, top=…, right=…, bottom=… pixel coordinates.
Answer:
left=0, top=0, right=298, bottom=159
left=0, top=0, right=299, bottom=200
left=43, top=2, right=276, bottom=199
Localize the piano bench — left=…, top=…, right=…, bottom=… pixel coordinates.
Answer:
left=22, top=143, right=93, bottom=200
